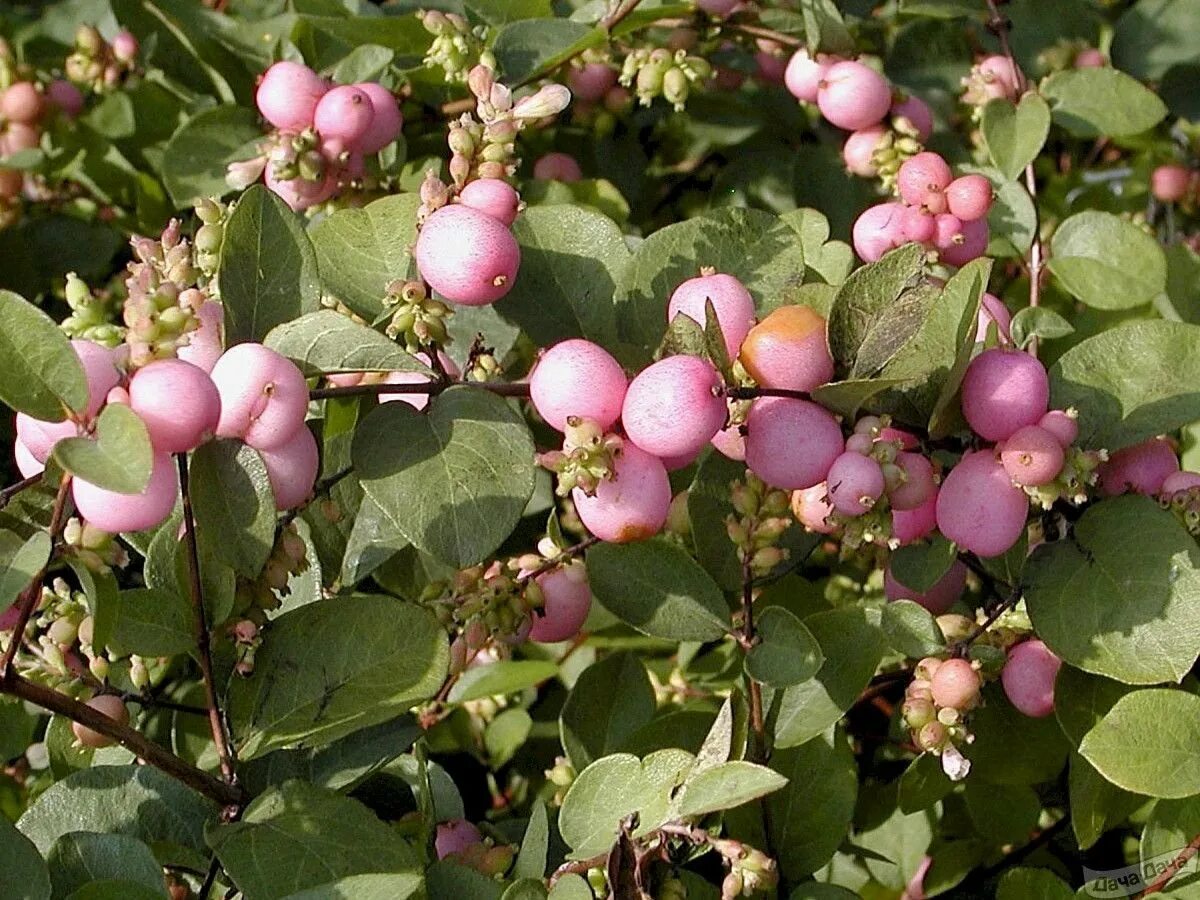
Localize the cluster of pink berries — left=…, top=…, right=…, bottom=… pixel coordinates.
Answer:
left=239, top=61, right=402, bottom=211
left=14, top=339, right=318, bottom=535
left=852, top=151, right=993, bottom=265
left=902, top=655, right=980, bottom=777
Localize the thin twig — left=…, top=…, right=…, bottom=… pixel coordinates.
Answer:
left=952, top=585, right=1021, bottom=657
left=200, top=855, right=222, bottom=900
left=724, top=385, right=812, bottom=401
left=601, top=0, right=644, bottom=31
left=1138, top=831, right=1200, bottom=896
left=177, top=454, right=240, bottom=806
left=0, top=473, right=43, bottom=510
left=515, top=536, right=599, bottom=584
left=308, top=380, right=531, bottom=401
left=279, top=466, right=353, bottom=528
left=741, top=554, right=765, bottom=759
left=724, top=22, right=804, bottom=48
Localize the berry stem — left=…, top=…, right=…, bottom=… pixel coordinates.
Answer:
left=0, top=472, right=43, bottom=510
left=177, top=453, right=241, bottom=809
left=741, top=553, right=767, bottom=760
left=952, top=583, right=1022, bottom=657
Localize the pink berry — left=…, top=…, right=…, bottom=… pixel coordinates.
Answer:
left=1000, top=425, right=1064, bottom=486
left=313, top=85, right=374, bottom=146
left=744, top=397, right=843, bottom=490
left=842, top=126, right=886, bottom=177
left=2, top=123, right=39, bottom=155
left=976, top=55, right=1021, bottom=101
left=960, top=347, right=1050, bottom=441
left=660, top=447, right=702, bottom=471
left=899, top=206, right=937, bottom=244
left=263, top=167, right=337, bottom=212
left=880, top=426, right=920, bottom=450
left=379, top=351, right=461, bottom=412
left=696, top=0, right=741, bottom=16
left=128, top=359, right=222, bottom=453
left=937, top=217, right=989, bottom=267
left=255, top=61, right=328, bottom=132
left=15, top=414, right=76, bottom=463
left=784, top=48, right=835, bottom=103
left=1074, top=48, right=1107, bottom=68
left=827, top=450, right=885, bottom=516
left=897, top=152, right=952, bottom=209
left=533, top=153, right=583, bottom=183
left=667, top=271, right=756, bottom=359
left=975, top=292, right=1012, bottom=344
left=791, top=483, right=837, bottom=533
left=353, top=82, right=402, bottom=154
left=890, top=95, right=933, bottom=141
left=572, top=442, right=671, bottom=542
left=72, top=450, right=178, bottom=533
left=739, top=305, right=833, bottom=392
left=178, top=301, right=225, bottom=374
left=1161, top=470, right=1200, bottom=495
left=754, top=50, right=788, bottom=85
left=46, top=79, right=83, bottom=119
left=930, top=658, right=981, bottom=709
left=890, top=451, right=936, bottom=511
left=71, top=695, right=130, bottom=749
left=622, top=355, right=726, bottom=459
left=1037, top=409, right=1078, bottom=448
left=1, top=82, right=42, bottom=126
left=936, top=449, right=1028, bottom=557
left=259, top=426, right=319, bottom=511
left=945, top=174, right=993, bottom=222
left=1001, top=639, right=1061, bottom=718
left=711, top=421, right=746, bottom=461
left=817, top=61, right=892, bottom=131
left=1098, top=437, right=1180, bottom=496
left=111, top=30, right=139, bottom=64
left=14, top=438, right=43, bottom=479
left=415, top=204, right=521, bottom=306
left=852, top=202, right=906, bottom=263
left=435, top=820, right=482, bottom=860
left=884, top=559, right=966, bottom=615
left=210, top=343, right=309, bottom=450
left=567, top=63, right=619, bottom=103
left=1151, top=164, right=1192, bottom=204
left=70, top=340, right=122, bottom=420
left=458, top=179, right=521, bottom=227
left=530, top=340, right=627, bottom=432
left=528, top=563, right=591, bottom=642
left=893, top=490, right=938, bottom=545
left=932, top=213, right=963, bottom=248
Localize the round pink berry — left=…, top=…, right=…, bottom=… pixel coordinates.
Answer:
left=1098, top=437, right=1180, bottom=497
left=72, top=450, right=178, bottom=534
left=881, top=426, right=920, bottom=450
left=931, top=658, right=981, bottom=710
left=69, top=340, right=122, bottom=420
left=528, top=563, right=591, bottom=643
left=852, top=202, right=907, bottom=263
left=313, top=85, right=374, bottom=146
left=791, top=483, right=837, bottom=534
left=263, top=167, right=337, bottom=212
left=890, top=451, right=936, bottom=511
left=1, top=82, right=43, bottom=126
left=129, top=359, right=222, bottom=453
left=937, top=217, right=989, bottom=267
left=415, top=204, right=521, bottom=306
left=1037, top=409, right=1078, bottom=448
left=1151, top=164, right=1192, bottom=204
left=945, top=174, right=993, bottom=222
left=739, top=305, right=834, bottom=392
left=353, top=82, right=402, bottom=154
left=178, top=301, right=226, bottom=374
left=1161, top=470, right=1200, bottom=495
left=572, top=442, right=671, bottom=542
left=530, top=340, right=627, bottom=432
left=1000, top=425, right=1064, bottom=487
left=976, top=55, right=1021, bottom=101
left=754, top=50, right=788, bottom=85
left=255, top=61, right=328, bottom=133
left=379, top=351, right=460, bottom=412
left=826, top=450, right=885, bottom=516
left=975, top=292, right=1012, bottom=344
left=458, top=179, right=521, bottom=227
left=667, top=271, right=756, bottom=359
left=892, top=490, right=938, bottom=545
left=890, top=95, right=933, bottom=141
left=435, top=820, right=482, bottom=860
left=1074, top=48, right=1107, bottom=68
left=567, top=63, right=619, bottom=103
left=209, top=343, right=309, bottom=451
left=960, top=347, right=1050, bottom=442
left=711, top=421, right=746, bottom=461
left=111, top=30, right=139, bottom=64
left=884, top=559, right=966, bottom=615
left=897, top=152, right=952, bottom=209
left=622, top=355, right=727, bottom=459
left=1001, top=639, right=1061, bottom=718
left=936, top=449, right=1029, bottom=557
left=46, top=79, right=84, bottom=119
left=817, top=60, right=892, bottom=131
left=842, top=126, right=886, bottom=177
left=900, top=206, right=937, bottom=244
left=15, top=414, right=76, bottom=464
left=784, top=48, right=835, bottom=104
left=14, top=438, right=43, bottom=479
left=744, top=397, right=844, bottom=490
left=259, top=425, right=319, bottom=511
left=533, top=153, right=583, bottom=183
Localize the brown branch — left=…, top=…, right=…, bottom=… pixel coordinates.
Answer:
left=308, top=380, right=531, bottom=401
left=279, top=466, right=353, bottom=528
left=741, top=554, right=766, bottom=759
left=5, top=673, right=242, bottom=807
left=601, top=0, right=644, bottom=31
left=515, top=536, right=599, bottom=584
left=724, top=21, right=804, bottom=48
left=952, top=585, right=1022, bottom=657
left=725, top=385, right=812, bottom=402
left=0, top=473, right=43, bottom=510
left=1139, top=831, right=1200, bottom=897
left=177, top=454, right=240, bottom=806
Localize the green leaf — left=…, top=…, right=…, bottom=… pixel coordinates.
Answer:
left=160, top=106, right=262, bottom=208
left=745, top=606, right=824, bottom=688
left=800, top=0, right=854, bottom=54
left=1049, top=321, right=1200, bottom=451
left=771, top=607, right=887, bottom=748
left=264, top=311, right=431, bottom=377
left=209, top=782, right=420, bottom=900
left=898, top=752, right=955, bottom=813
left=0, top=290, right=87, bottom=420
left=189, top=440, right=276, bottom=579
left=676, top=761, right=788, bottom=818
left=1080, top=689, right=1200, bottom=798
left=0, top=531, right=50, bottom=615
left=500, top=880, right=548, bottom=900
left=447, top=660, right=557, bottom=703
left=812, top=378, right=911, bottom=421
left=425, top=861, right=502, bottom=900
left=1054, top=665, right=1136, bottom=747
left=881, top=600, right=946, bottom=659
left=110, top=587, right=193, bottom=658
left=0, top=696, right=36, bottom=762
left=1070, top=753, right=1143, bottom=850
left=353, top=387, right=536, bottom=568
left=513, top=801, right=549, bottom=879
left=51, top=403, right=153, bottom=494
left=280, top=873, right=424, bottom=900
left=965, top=685, right=1071, bottom=785
left=1113, top=0, right=1200, bottom=81
left=495, top=206, right=628, bottom=347
left=491, top=19, right=600, bottom=85
left=1025, top=496, right=1200, bottom=684
left=1042, top=67, right=1168, bottom=137
left=1046, top=211, right=1166, bottom=310
left=828, top=243, right=925, bottom=371
left=1009, top=307, right=1074, bottom=350
left=47, top=832, right=167, bottom=899
left=309, top=194, right=420, bottom=321
left=1140, top=793, right=1200, bottom=895
left=218, top=184, right=322, bottom=344
left=687, top=451, right=748, bottom=591
left=850, top=281, right=940, bottom=380
left=65, top=883, right=169, bottom=900
left=560, top=651, right=656, bottom=771
left=767, top=731, right=858, bottom=880
left=546, top=875, right=591, bottom=900
left=17, top=765, right=216, bottom=854
left=558, top=749, right=696, bottom=859
left=997, top=869, right=1073, bottom=900
left=980, top=94, right=1051, bottom=181
left=0, top=815, right=50, bottom=900
left=964, top=780, right=1041, bottom=845
left=889, top=536, right=956, bottom=593
left=227, top=594, right=448, bottom=759
left=586, top=539, right=730, bottom=641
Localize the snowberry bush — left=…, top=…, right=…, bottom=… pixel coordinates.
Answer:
left=0, top=1, right=1198, bottom=898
